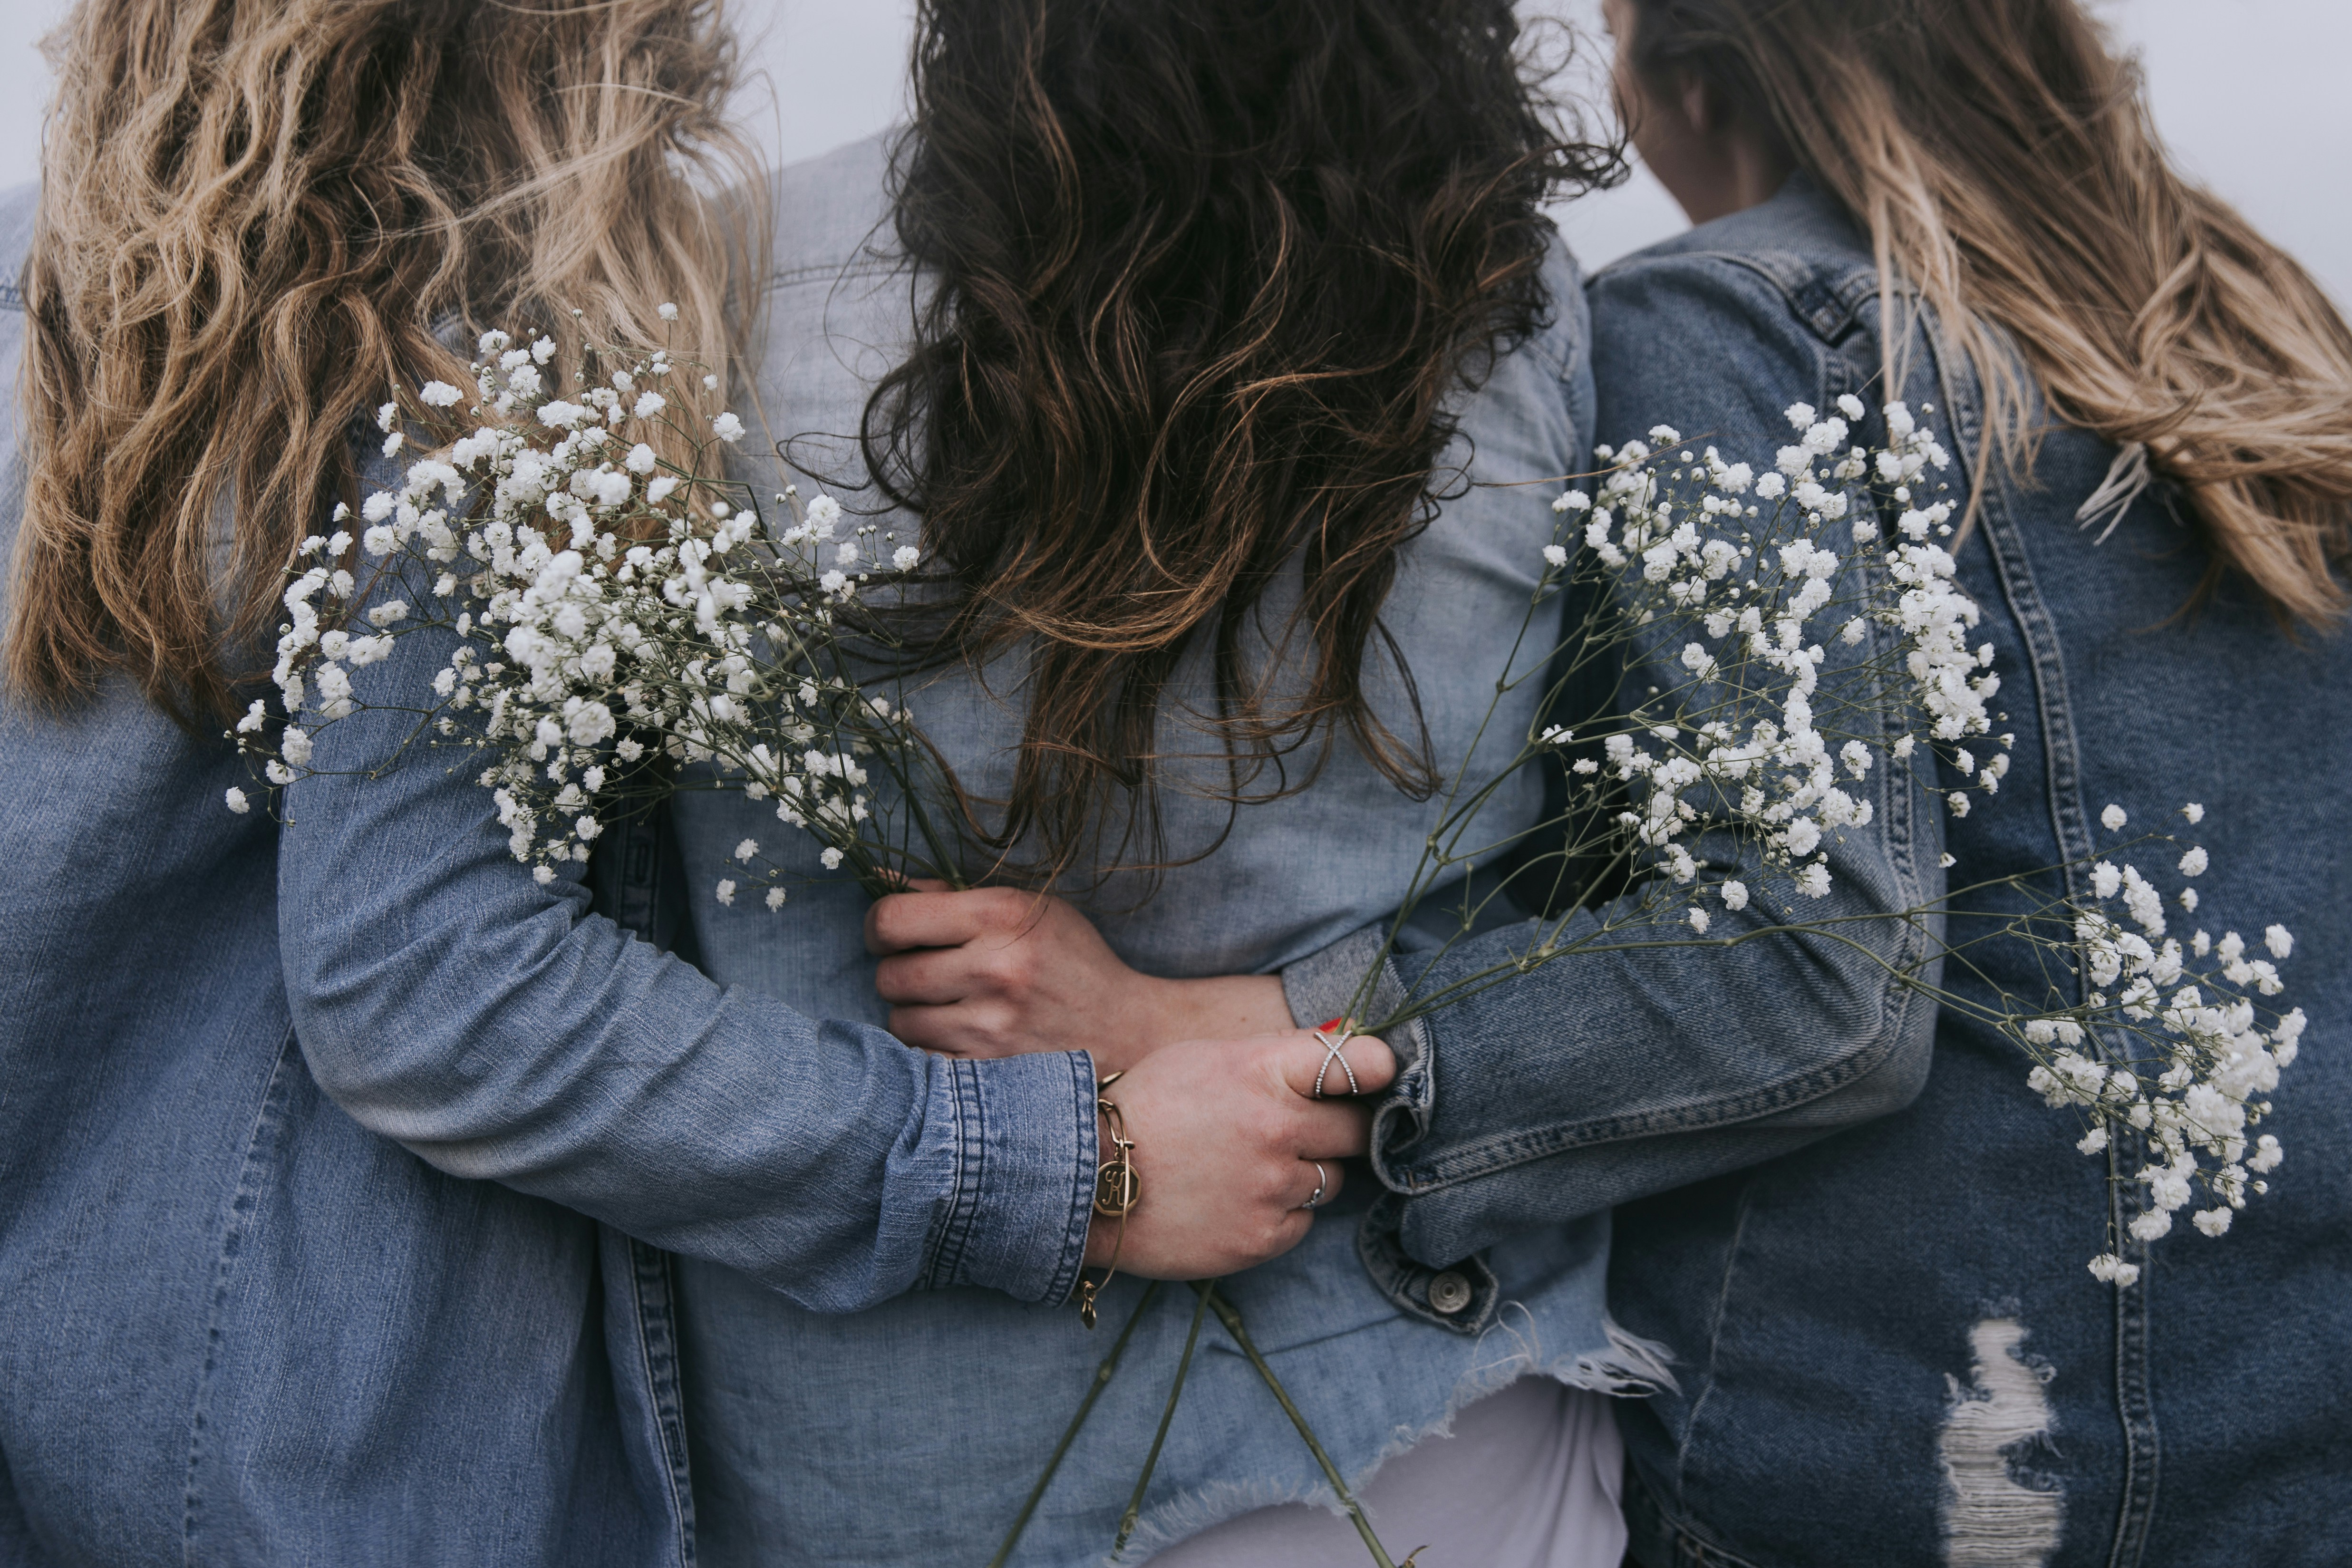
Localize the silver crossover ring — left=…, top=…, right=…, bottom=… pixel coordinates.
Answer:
left=1312, top=1025, right=1362, bottom=1099
left=1297, top=1161, right=1330, bottom=1211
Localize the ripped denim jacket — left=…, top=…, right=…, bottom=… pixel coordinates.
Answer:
left=1288, top=177, right=2352, bottom=1568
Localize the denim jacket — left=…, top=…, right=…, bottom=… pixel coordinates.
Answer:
left=648, top=132, right=1650, bottom=1568
left=0, top=187, right=687, bottom=1561
left=0, top=165, right=1083, bottom=1559
left=1312, top=178, right=2352, bottom=1568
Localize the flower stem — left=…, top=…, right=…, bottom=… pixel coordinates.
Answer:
left=1113, top=1281, right=1215, bottom=1555
left=988, top=1280, right=1162, bottom=1568
left=1191, top=1282, right=1396, bottom=1568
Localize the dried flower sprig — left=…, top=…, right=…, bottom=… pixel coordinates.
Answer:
left=1336, top=396, right=1988, bottom=1034
left=231, top=314, right=968, bottom=902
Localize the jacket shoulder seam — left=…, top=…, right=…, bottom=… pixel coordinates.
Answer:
left=1595, top=247, right=1886, bottom=350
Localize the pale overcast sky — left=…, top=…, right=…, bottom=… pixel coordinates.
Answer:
left=0, top=0, right=2342, bottom=304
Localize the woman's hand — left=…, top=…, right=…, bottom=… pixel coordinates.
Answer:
left=1083, top=1027, right=1397, bottom=1279
left=865, top=883, right=1293, bottom=1074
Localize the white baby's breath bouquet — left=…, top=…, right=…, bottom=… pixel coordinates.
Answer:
left=1335, top=396, right=2303, bottom=1293
left=234, top=309, right=970, bottom=912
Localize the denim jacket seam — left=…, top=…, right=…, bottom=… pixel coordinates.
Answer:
left=1508, top=311, right=1576, bottom=387
left=1597, top=248, right=1883, bottom=355
left=1039, top=1050, right=1099, bottom=1309
left=180, top=1024, right=303, bottom=1564
left=620, top=1234, right=697, bottom=1568
left=1355, top=1195, right=1500, bottom=1336
left=1675, top=1174, right=1759, bottom=1520
left=1522, top=232, right=1588, bottom=389
left=919, top=1057, right=986, bottom=1290
left=1629, top=1464, right=1770, bottom=1568
left=1403, top=942, right=1934, bottom=1190
left=921, top=1054, right=1096, bottom=1304
left=1389, top=1038, right=1899, bottom=1189
left=1522, top=304, right=1585, bottom=390
left=1926, top=309, right=2166, bottom=1565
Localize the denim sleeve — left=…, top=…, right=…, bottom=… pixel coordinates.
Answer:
left=277, top=548, right=1096, bottom=1313
left=1286, top=253, right=1947, bottom=1269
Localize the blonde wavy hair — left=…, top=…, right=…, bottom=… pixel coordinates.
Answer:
left=1626, top=0, right=2352, bottom=628
left=7, top=0, right=764, bottom=721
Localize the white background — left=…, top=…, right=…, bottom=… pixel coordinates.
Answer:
left=0, top=0, right=2342, bottom=304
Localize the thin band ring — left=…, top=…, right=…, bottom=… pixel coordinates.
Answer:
left=1312, top=1022, right=1362, bottom=1100
left=1297, top=1161, right=1330, bottom=1210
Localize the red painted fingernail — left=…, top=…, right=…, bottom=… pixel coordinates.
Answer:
left=1319, top=1019, right=1345, bottom=1033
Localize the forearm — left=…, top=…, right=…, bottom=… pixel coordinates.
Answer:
left=1285, top=780, right=1944, bottom=1263
left=1138, top=971, right=1293, bottom=1048
left=1315, top=254, right=1970, bottom=1265
left=280, top=599, right=1097, bottom=1313
left=1362, top=950, right=1937, bottom=1265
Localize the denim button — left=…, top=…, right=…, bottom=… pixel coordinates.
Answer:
left=1427, top=1270, right=1472, bottom=1315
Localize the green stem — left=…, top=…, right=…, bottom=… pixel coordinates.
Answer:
left=987, top=1281, right=1163, bottom=1568
left=1191, top=1282, right=1396, bottom=1568
left=1113, top=1281, right=1216, bottom=1556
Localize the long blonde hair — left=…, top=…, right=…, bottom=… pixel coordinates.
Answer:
left=1627, top=0, right=2352, bottom=627
left=7, top=0, right=764, bottom=722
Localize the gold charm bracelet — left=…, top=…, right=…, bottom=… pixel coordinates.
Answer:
left=1075, top=1071, right=1140, bottom=1329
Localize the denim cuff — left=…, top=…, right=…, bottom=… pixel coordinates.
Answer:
left=918, top=1050, right=1099, bottom=1306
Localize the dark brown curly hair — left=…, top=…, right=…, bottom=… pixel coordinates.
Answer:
left=861, top=0, right=1615, bottom=883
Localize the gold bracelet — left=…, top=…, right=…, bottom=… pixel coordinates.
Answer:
left=1075, top=1071, right=1140, bottom=1328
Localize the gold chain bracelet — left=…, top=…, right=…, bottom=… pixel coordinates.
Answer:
left=1075, top=1071, right=1140, bottom=1328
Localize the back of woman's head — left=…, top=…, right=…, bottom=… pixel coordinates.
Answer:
left=868, top=0, right=1610, bottom=881
left=1624, top=0, right=2352, bottom=628
left=7, top=0, right=758, bottom=722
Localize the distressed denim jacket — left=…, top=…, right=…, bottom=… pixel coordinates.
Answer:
left=1297, top=178, right=2352, bottom=1568
left=652, top=132, right=1648, bottom=1568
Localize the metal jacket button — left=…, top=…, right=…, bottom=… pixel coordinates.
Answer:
left=1427, top=1270, right=1472, bottom=1315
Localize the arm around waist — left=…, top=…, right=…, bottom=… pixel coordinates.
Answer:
left=278, top=602, right=1096, bottom=1313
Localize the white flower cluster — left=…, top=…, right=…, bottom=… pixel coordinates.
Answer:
left=1540, top=398, right=1984, bottom=914
left=235, top=318, right=938, bottom=905
left=2013, top=807, right=2299, bottom=1287
left=1521, top=413, right=2303, bottom=1292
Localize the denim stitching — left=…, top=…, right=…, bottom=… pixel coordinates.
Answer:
left=1926, top=310, right=2162, bottom=1566
left=1626, top=1396, right=1770, bottom=1568
left=1353, top=1197, right=1499, bottom=1335
left=921, top=1058, right=985, bottom=1289
left=1040, top=1050, right=1099, bottom=1308
left=1675, top=1171, right=1757, bottom=1519
left=625, top=1235, right=698, bottom=1568
left=180, top=1026, right=302, bottom=1565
